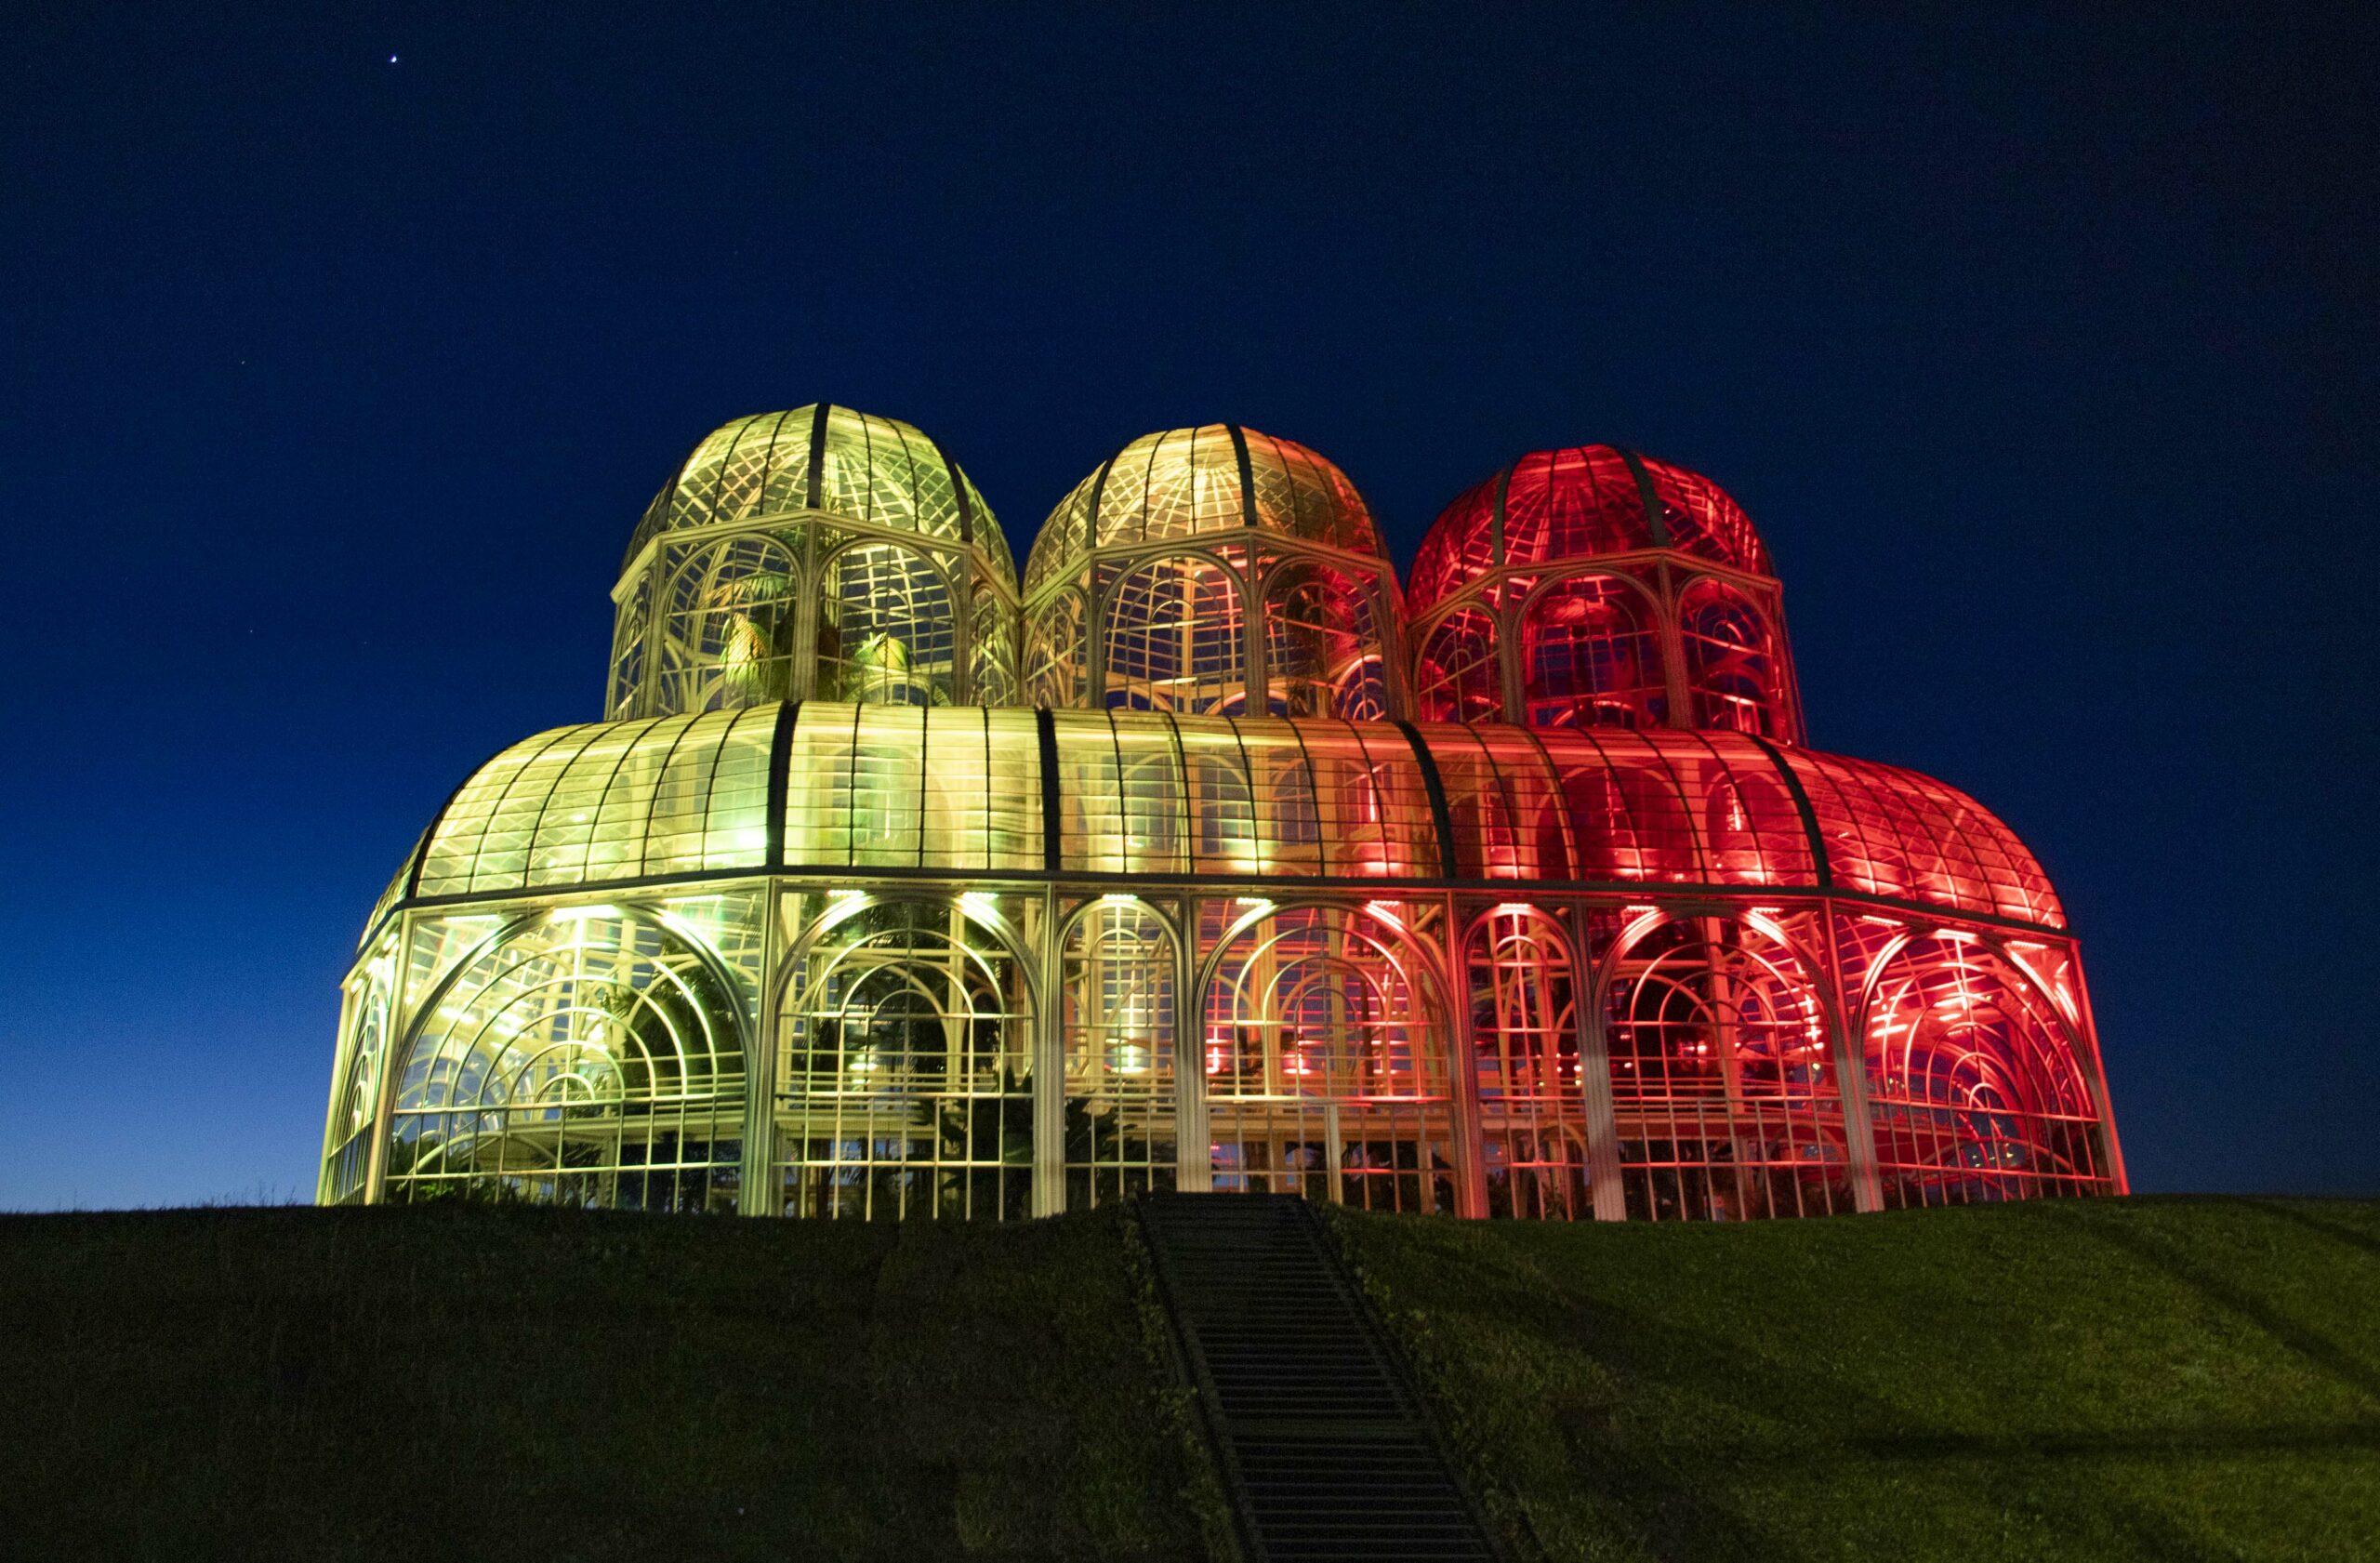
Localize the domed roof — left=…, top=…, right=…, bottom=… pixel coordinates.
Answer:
left=622, top=404, right=1012, bottom=588
left=1409, top=445, right=1767, bottom=614
left=1024, top=424, right=1382, bottom=596
left=360, top=702, right=2066, bottom=951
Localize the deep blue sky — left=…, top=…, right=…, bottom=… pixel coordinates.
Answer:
left=1, top=7, right=2372, bottom=1207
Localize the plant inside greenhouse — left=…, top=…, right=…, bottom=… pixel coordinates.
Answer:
left=324, top=404, right=2124, bottom=1222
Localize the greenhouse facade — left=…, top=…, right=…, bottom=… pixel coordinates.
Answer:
left=324, top=406, right=2124, bottom=1222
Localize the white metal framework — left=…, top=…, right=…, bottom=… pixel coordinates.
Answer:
left=324, top=410, right=2122, bottom=1223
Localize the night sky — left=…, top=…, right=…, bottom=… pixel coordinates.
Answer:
left=3, top=8, right=2372, bottom=1208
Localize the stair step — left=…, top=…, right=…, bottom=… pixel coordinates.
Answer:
left=1138, top=1193, right=1504, bottom=1563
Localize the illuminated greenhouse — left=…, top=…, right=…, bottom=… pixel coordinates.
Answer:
left=323, top=410, right=2125, bottom=1222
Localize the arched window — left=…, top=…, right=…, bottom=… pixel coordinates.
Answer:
left=1600, top=919, right=1849, bottom=1220
left=1204, top=902, right=1454, bottom=1213
left=1102, top=552, right=1249, bottom=713
left=607, top=571, right=652, bottom=719
left=969, top=586, right=1018, bottom=706
left=1678, top=578, right=1783, bottom=737
left=1264, top=561, right=1390, bottom=720
left=658, top=535, right=802, bottom=712
left=1861, top=934, right=2111, bottom=1207
left=817, top=541, right=954, bottom=706
left=384, top=911, right=746, bottom=1212
left=777, top=898, right=1033, bottom=1221
left=1468, top=907, right=1591, bottom=1220
left=323, top=934, right=398, bottom=1204
left=1063, top=899, right=1178, bottom=1210
left=1521, top=575, right=1665, bottom=730
left=1025, top=589, right=1088, bottom=709
left=1414, top=608, right=1501, bottom=722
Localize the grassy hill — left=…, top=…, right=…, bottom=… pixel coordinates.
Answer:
left=1, top=1197, right=2372, bottom=1561
left=0, top=1204, right=1223, bottom=1563
left=1329, top=1197, right=2380, bottom=1562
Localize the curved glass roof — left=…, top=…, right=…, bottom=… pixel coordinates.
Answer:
left=623, top=404, right=1012, bottom=589
left=1409, top=445, right=1768, bottom=614
left=1024, top=425, right=1383, bottom=597
left=378, top=703, right=2062, bottom=939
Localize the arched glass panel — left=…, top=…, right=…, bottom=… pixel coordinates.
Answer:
left=607, top=569, right=652, bottom=719
left=1678, top=578, right=1783, bottom=738
left=1102, top=551, right=1249, bottom=714
left=1638, top=455, right=1768, bottom=574
left=1407, top=478, right=1495, bottom=613
left=1025, top=589, right=1088, bottom=709
left=1263, top=561, right=1390, bottom=720
left=657, top=535, right=802, bottom=712
left=385, top=912, right=746, bottom=1212
left=1522, top=575, right=1665, bottom=730
left=1601, top=919, right=1850, bottom=1220
left=1063, top=900, right=1178, bottom=1210
left=776, top=900, right=1033, bottom=1221
left=969, top=586, right=1017, bottom=706
left=1204, top=902, right=1455, bottom=1213
left=1862, top=934, right=2111, bottom=1207
left=817, top=541, right=954, bottom=706
left=1469, top=907, right=1592, bottom=1220
left=1414, top=609, right=1501, bottom=723
left=324, top=933, right=400, bottom=1204
left=1503, top=447, right=1654, bottom=563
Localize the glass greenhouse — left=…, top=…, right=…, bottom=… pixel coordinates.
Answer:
left=324, top=408, right=2124, bottom=1222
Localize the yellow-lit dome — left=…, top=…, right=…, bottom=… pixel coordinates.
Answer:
left=1023, top=424, right=1381, bottom=598
left=625, top=404, right=1012, bottom=589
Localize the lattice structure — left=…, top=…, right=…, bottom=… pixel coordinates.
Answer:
left=609, top=404, right=1017, bottom=717
left=1410, top=445, right=1802, bottom=741
left=1022, top=425, right=1408, bottom=720
left=324, top=410, right=2122, bottom=1226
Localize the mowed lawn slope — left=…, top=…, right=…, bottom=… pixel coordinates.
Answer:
left=1331, top=1197, right=2380, bottom=1562
left=4, top=1199, right=2373, bottom=1561
left=0, top=1204, right=1218, bottom=1563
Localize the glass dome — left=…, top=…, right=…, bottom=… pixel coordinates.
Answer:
left=1022, top=425, right=1405, bottom=719
left=1409, top=446, right=1766, bottom=612
left=327, top=407, right=2122, bottom=1228
left=607, top=405, right=1019, bottom=717
left=624, top=404, right=1012, bottom=586
left=1408, top=445, right=1801, bottom=743
left=1024, top=424, right=1382, bottom=595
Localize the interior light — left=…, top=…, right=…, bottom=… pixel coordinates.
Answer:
left=549, top=905, right=620, bottom=923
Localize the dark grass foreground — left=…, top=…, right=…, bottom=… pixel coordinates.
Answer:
left=1329, top=1197, right=2380, bottom=1562
left=5, top=1199, right=2374, bottom=1561
left=0, top=1203, right=1218, bottom=1563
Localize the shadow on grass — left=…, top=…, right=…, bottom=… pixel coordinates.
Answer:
left=1337, top=1204, right=2380, bottom=1563
left=2246, top=1198, right=2380, bottom=1262
left=2055, top=1205, right=2380, bottom=1407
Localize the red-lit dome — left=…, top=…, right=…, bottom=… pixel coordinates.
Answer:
left=1408, top=445, right=1800, bottom=743
left=1409, top=446, right=1767, bottom=614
